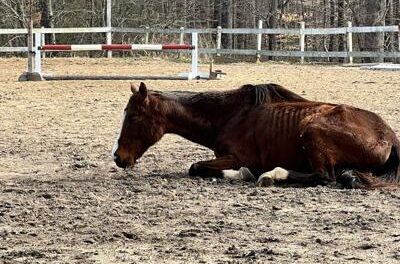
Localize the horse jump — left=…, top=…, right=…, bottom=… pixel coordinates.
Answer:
left=25, top=32, right=200, bottom=81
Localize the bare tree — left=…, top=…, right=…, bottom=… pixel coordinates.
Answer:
left=268, top=0, right=279, bottom=58
left=220, top=0, right=233, bottom=48
left=1, top=0, right=400, bottom=62
left=363, top=0, right=386, bottom=62
left=39, top=0, right=55, bottom=44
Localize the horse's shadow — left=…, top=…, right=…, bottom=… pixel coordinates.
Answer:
left=112, top=168, right=257, bottom=187
left=109, top=159, right=353, bottom=189
left=111, top=169, right=345, bottom=189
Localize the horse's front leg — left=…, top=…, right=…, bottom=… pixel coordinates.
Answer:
left=189, top=155, right=255, bottom=181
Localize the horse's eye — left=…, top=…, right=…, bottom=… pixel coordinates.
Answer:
left=130, top=116, right=141, bottom=122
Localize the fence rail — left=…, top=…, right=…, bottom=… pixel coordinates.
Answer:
left=0, top=25, right=398, bottom=35
left=0, top=47, right=27, bottom=52
left=201, top=49, right=400, bottom=58
left=1, top=23, right=400, bottom=62
left=0, top=27, right=110, bottom=35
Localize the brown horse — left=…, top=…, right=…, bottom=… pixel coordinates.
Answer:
left=112, top=82, right=400, bottom=189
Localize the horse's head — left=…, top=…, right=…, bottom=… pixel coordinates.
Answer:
left=112, top=82, right=164, bottom=168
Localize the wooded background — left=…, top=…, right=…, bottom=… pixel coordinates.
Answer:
left=0, top=0, right=399, bottom=62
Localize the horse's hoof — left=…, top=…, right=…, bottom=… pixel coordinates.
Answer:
left=338, top=170, right=364, bottom=189
left=256, top=175, right=274, bottom=187
left=239, top=167, right=255, bottom=182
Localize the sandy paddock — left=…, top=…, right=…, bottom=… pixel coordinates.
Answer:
left=1, top=57, right=400, bottom=263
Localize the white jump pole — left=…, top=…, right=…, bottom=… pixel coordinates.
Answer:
left=34, top=32, right=42, bottom=74
left=190, top=32, right=198, bottom=79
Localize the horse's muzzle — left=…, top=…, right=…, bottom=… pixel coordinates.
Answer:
left=114, top=154, right=129, bottom=168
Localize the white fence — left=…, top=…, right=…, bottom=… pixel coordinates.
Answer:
left=1, top=23, right=400, bottom=62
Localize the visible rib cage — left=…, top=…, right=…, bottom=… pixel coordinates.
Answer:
left=265, top=103, right=313, bottom=140
left=250, top=104, right=314, bottom=172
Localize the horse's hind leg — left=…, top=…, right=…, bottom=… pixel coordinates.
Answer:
left=256, top=167, right=329, bottom=187
left=257, top=126, right=338, bottom=187
left=189, top=155, right=256, bottom=181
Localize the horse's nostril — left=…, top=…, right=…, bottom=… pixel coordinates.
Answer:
left=113, top=153, right=120, bottom=163
left=115, top=155, right=129, bottom=168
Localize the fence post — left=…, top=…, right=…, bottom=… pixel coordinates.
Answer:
left=106, top=0, right=112, bottom=58
left=299, top=21, right=305, bottom=64
left=34, top=32, right=42, bottom=74
left=256, top=20, right=262, bottom=63
left=27, top=16, right=34, bottom=74
left=191, top=32, right=198, bottom=79
left=179, top=27, right=184, bottom=58
left=217, top=26, right=222, bottom=57
left=347, top=21, right=353, bottom=64
left=398, top=23, right=400, bottom=53
left=145, top=27, right=150, bottom=44
left=179, top=27, right=185, bottom=44
left=41, top=27, right=46, bottom=58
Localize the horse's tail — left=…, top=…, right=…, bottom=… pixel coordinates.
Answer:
left=355, top=139, right=400, bottom=189
left=381, top=139, right=400, bottom=183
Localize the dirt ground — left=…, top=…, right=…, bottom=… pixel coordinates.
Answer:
left=1, top=57, right=400, bottom=264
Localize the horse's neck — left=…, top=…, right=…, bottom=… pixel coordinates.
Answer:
left=162, top=100, right=218, bottom=149
left=158, top=90, right=251, bottom=149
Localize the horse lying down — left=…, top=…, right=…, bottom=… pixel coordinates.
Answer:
left=112, top=82, right=400, bottom=189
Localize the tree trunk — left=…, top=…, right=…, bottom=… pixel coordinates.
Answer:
left=250, top=0, right=257, bottom=49
left=39, top=0, right=55, bottom=44
left=387, top=0, right=396, bottom=62
left=268, top=0, right=279, bottom=60
left=328, top=0, right=336, bottom=57
left=363, top=0, right=386, bottom=63
left=221, top=0, right=233, bottom=49
left=322, top=0, right=328, bottom=54
left=213, top=0, right=221, bottom=28
left=337, top=0, right=345, bottom=62
left=13, top=1, right=27, bottom=47
left=48, top=0, right=55, bottom=44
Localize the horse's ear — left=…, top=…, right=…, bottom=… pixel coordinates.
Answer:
left=130, top=83, right=138, bottom=94
left=139, top=82, right=148, bottom=98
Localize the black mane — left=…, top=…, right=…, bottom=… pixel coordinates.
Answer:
left=239, top=83, right=308, bottom=105
left=151, top=83, right=307, bottom=108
